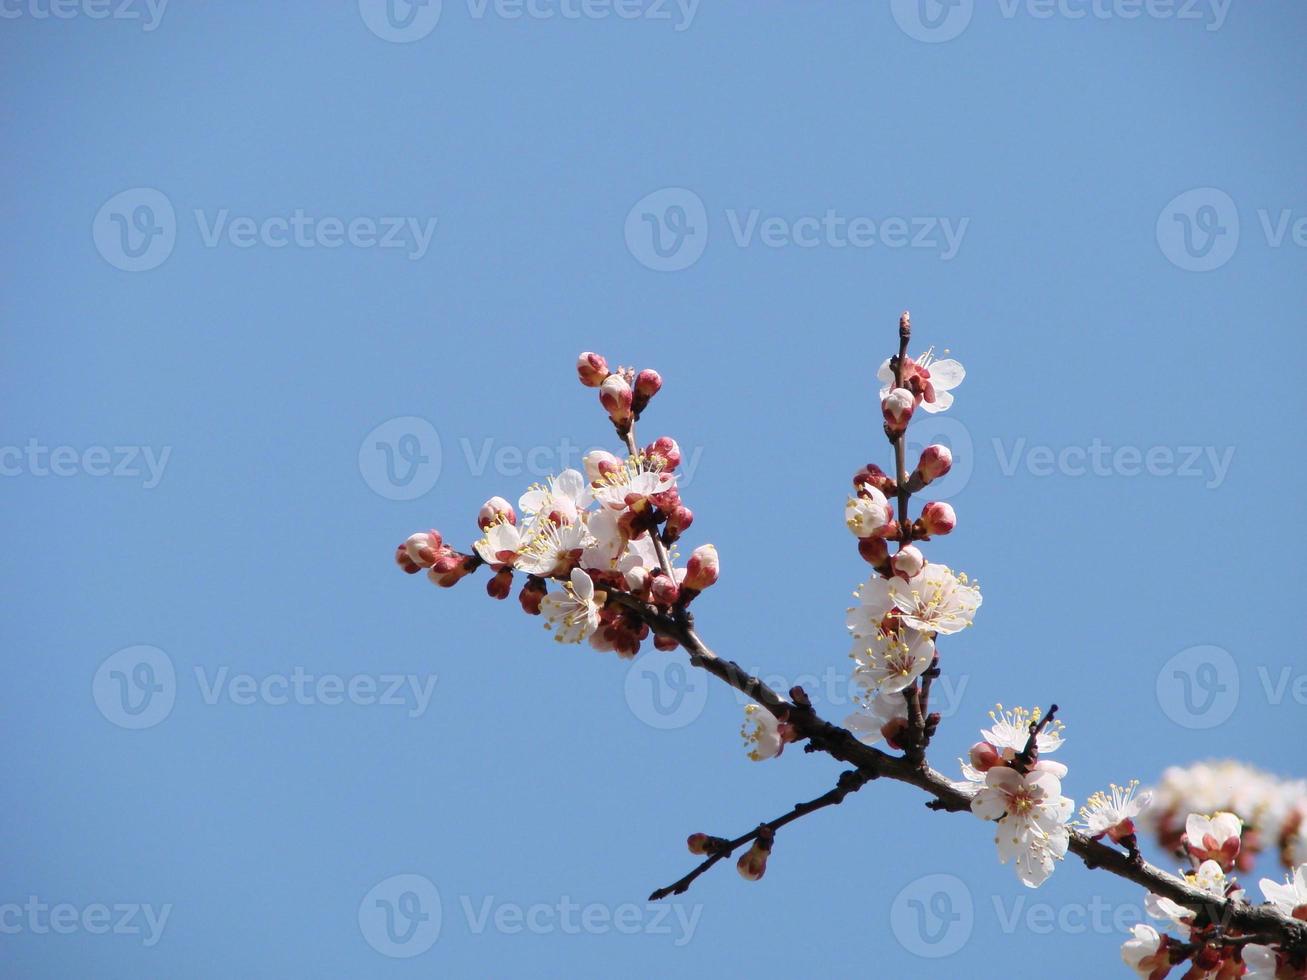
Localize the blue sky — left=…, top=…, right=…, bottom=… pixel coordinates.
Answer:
left=3, top=2, right=1305, bottom=977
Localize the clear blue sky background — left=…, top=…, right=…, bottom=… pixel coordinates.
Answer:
left=3, top=3, right=1305, bottom=977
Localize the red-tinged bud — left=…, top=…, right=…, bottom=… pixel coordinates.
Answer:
left=969, top=741, right=1001, bottom=773
left=477, top=496, right=516, bottom=530
left=853, top=462, right=897, bottom=497
left=650, top=574, right=680, bottom=607
left=654, top=633, right=680, bottom=652
left=404, top=530, right=443, bottom=567
left=635, top=368, right=662, bottom=401
left=583, top=449, right=623, bottom=483
left=899, top=310, right=911, bottom=336
left=644, top=436, right=681, bottom=471
left=857, top=535, right=889, bottom=567
left=908, top=444, right=952, bottom=492
left=576, top=351, right=609, bottom=387
left=664, top=505, right=694, bottom=543
left=486, top=567, right=513, bottom=600
left=518, top=576, right=547, bottom=615
left=428, top=552, right=471, bottom=588
left=737, top=839, right=771, bottom=881
left=882, top=717, right=910, bottom=751
left=650, top=486, right=681, bottom=515
left=395, top=545, right=422, bottom=574
left=687, top=833, right=711, bottom=855
left=882, top=387, right=915, bottom=437
left=683, top=544, right=719, bottom=592
left=891, top=545, right=925, bottom=580
left=919, top=501, right=956, bottom=537
left=599, top=374, right=634, bottom=428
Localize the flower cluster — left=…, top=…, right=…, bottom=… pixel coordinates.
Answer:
left=1139, top=761, right=1307, bottom=873
left=960, top=706, right=1075, bottom=888
left=394, top=352, right=718, bottom=658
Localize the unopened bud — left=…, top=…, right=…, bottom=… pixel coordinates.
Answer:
left=477, top=496, right=516, bottom=530
left=853, top=462, right=896, bottom=497
left=583, top=449, right=623, bottom=483
left=683, top=544, right=720, bottom=592
left=644, top=436, right=681, bottom=471
left=899, top=310, right=911, bottom=336
left=654, top=633, right=680, bottom=652
left=486, top=567, right=513, bottom=600
left=664, top=505, right=694, bottom=543
left=650, top=574, right=680, bottom=607
left=882, top=387, right=915, bottom=436
left=576, top=351, right=609, bottom=387
left=969, top=741, right=1001, bottom=773
left=404, top=530, right=443, bottom=568
left=394, top=545, right=422, bottom=574
left=857, top=535, right=889, bottom=567
left=635, top=368, right=662, bottom=401
left=909, top=444, right=952, bottom=491
left=519, top=576, right=547, bottom=615
left=687, top=833, right=711, bottom=855
left=891, top=545, right=925, bottom=579
left=599, top=374, right=634, bottom=428
left=919, top=501, right=956, bottom=537
left=428, top=552, right=471, bottom=588
left=736, top=839, right=771, bottom=881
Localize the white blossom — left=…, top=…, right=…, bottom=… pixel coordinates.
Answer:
left=539, top=568, right=603, bottom=644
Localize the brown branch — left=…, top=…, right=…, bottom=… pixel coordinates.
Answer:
left=649, top=769, right=875, bottom=901
left=605, top=589, right=1307, bottom=953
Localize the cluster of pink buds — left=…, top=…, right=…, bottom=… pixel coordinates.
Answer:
left=577, top=351, right=663, bottom=432
left=394, top=530, right=480, bottom=588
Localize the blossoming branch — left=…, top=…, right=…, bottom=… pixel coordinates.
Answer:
left=392, top=313, right=1307, bottom=977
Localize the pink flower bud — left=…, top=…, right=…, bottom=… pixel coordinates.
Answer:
left=518, top=576, right=547, bottom=615
left=853, top=463, right=896, bottom=497
left=654, top=634, right=680, bottom=652
left=914, top=445, right=952, bottom=485
left=857, top=536, right=889, bottom=567
left=969, top=741, right=1001, bottom=773
left=882, top=387, right=915, bottom=436
left=599, top=374, right=634, bottom=427
left=644, top=436, right=681, bottom=471
left=576, top=351, right=609, bottom=387
left=736, top=840, right=770, bottom=881
left=891, top=545, right=925, bottom=579
left=486, top=567, right=513, bottom=600
left=428, top=552, right=471, bottom=588
left=477, top=496, right=516, bottom=530
left=683, top=544, right=719, bottom=592
left=650, top=574, right=680, bottom=607
left=404, top=530, right=443, bottom=567
left=687, top=833, right=711, bottom=855
left=582, top=449, right=622, bottom=483
left=635, top=368, right=662, bottom=401
left=394, top=545, right=421, bottom=574
left=919, top=501, right=956, bottom=537
left=664, top=505, right=694, bottom=543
